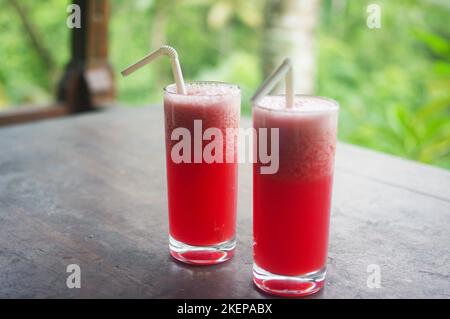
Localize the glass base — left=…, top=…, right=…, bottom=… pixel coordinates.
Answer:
left=253, top=263, right=326, bottom=297
left=169, top=236, right=235, bottom=265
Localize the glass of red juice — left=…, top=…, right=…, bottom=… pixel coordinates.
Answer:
left=253, top=95, right=339, bottom=296
left=163, top=81, right=240, bottom=265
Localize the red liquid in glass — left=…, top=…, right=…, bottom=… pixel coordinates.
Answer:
left=164, top=83, right=240, bottom=247
left=253, top=96, right=338, bottom=276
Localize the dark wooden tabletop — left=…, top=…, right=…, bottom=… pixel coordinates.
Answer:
left=0, top=107, right=449, bottom=298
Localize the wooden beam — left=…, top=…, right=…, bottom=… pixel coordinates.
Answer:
left=0, top=105, right=69, bottom=127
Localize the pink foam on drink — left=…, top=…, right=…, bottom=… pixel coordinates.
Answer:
left=254, top=95, right=338, bottom=180
left=165, top=82, right=240, bottom=107
left=165, top=83, right=240, bottom=138
left=257, top=95, right=338, bottom=112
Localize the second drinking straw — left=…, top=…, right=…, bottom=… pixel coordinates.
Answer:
left=121, top=45, right=187, bottom=95
left=251, top=58, right=294, bottom=108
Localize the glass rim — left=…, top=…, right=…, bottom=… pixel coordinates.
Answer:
left=164, top=81, right=241, bottom=97
left=253, top=94, right=339, bottom=113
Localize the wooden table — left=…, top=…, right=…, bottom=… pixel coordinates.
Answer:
left=1, top=107, right=449, bottom=298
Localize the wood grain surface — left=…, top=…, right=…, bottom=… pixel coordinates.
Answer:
left=0, top=107, right=449, bottom=298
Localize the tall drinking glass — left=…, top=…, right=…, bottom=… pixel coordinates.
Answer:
left=164, top=81, right=240, bottom=265
left=253, top=95, right=339, bottom=296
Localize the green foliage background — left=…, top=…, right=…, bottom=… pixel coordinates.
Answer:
left=0, top=0, right=449, bottom=169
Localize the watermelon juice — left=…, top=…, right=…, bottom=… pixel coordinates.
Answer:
left=253, top=95, right=339, bottom=296
left=163, top=82, right=240, bottom=265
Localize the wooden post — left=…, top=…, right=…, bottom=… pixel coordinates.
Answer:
left=58, top=0, right=115, bottom=113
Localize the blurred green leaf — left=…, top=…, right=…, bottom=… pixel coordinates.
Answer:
left=413, top=29, right=450, bottom=58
